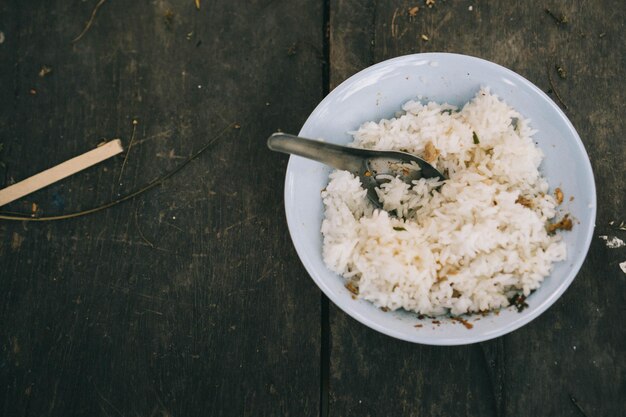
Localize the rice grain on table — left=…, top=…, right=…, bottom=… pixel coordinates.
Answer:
left=321, top=88, right=566, bottom=316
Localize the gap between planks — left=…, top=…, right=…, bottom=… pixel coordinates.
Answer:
left=320, top=0, right=331, bottom=416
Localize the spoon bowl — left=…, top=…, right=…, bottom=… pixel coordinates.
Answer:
left=267, top=133, right=445, bottom=208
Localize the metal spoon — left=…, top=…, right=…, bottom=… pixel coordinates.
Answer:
left=267, top=133, right=445, bottom=208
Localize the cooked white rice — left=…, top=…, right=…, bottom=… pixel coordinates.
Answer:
left=321, top=88, right=566, bottom=316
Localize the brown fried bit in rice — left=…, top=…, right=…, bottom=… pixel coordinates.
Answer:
left=554, top=187, right=564, bottom=205
left=423, top=141, right=439, bottom=163
left=451, top=316, right=474, bottom=329
left=446, top=267, right=459, bottom=276
left=546, top=214, right=573, bottom=234
left=515, top=195, right=533, bottom=208
left=345, top=282, right=359, bottom=295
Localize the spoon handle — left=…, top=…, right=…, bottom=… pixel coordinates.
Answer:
left=267, top=133, right=363, bottom=172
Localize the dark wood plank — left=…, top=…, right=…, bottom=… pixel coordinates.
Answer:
left=328, top=0, right=625, bottom=416
left=0, top=1, right=323, bottom=416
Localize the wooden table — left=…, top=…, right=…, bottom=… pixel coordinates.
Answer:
left=1, top=1, right=623, bottom=416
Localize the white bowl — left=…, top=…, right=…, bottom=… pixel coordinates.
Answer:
left=284, top=53, right=596, bottom=345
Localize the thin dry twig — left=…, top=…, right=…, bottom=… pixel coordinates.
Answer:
left=118, top=120, right=138, bottom=184
left=391, top=8, right=399, bottom=38
left=545, top=8, right=568, bottom=26
left=134, top=206, right=154, bottom=248
left=547, top=63, right=568, bottom=110
left=0, top=123, right=235, bottom=222
left=569, top=394, right=591, bottom=417
left=72, top=0, right=108, bottom=43
left=133, top=208, right=169, bottom=252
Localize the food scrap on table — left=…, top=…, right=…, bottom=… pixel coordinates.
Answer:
left=38, top=66, right=52, bottom=77
left=599, top=235, right=625, bottom=249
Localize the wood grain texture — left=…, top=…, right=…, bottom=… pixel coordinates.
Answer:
left=0, top=0, right=624, bottom=416
left=0, top=1, right=323, bottom=416
left=328, top=0, right=625, bottom=416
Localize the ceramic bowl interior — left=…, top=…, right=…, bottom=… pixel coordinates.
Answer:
left=284, top=53, right=596, bottom=345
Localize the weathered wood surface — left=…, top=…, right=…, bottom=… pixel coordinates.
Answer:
left=0, top=1, right=322, bottom=416
left=0, top=0, right=624, bottom=416
left=328, top=1, right=625, bottom=416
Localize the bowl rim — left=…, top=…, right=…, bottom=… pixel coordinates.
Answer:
left=285, top=52, right=597, bottom=345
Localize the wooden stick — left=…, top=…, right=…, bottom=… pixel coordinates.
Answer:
left=0, top=139, right=123, bottom=207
